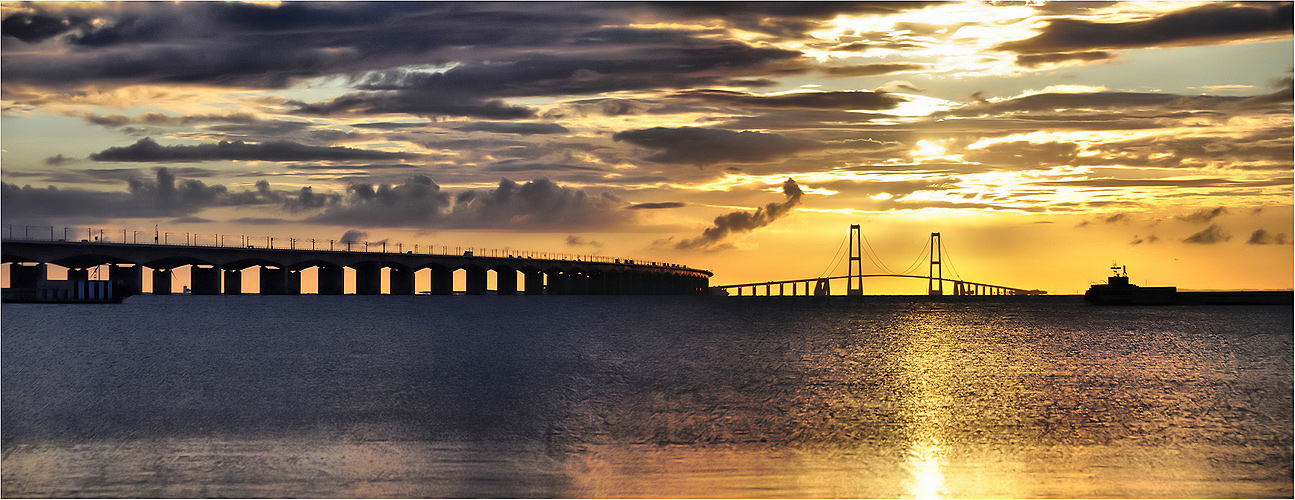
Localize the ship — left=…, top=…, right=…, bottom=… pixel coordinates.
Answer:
left=1084, top=265, right=1176, bottom=305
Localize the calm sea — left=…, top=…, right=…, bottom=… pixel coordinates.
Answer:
left=2, top=295, right=1291, bottom=498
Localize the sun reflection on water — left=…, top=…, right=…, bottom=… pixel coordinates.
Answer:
left=904, top=439, right=947, bottom=499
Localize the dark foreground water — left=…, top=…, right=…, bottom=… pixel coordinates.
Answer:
left=3, top=295, right=1291, bottom=498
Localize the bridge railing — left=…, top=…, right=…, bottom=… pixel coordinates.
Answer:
left=2, top=224, right=697, bottom=271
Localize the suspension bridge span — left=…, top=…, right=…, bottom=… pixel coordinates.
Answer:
left=713, top=225, right=1046, bottom=297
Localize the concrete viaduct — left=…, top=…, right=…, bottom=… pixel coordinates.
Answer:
left=1, top=240, right=712, bottom=296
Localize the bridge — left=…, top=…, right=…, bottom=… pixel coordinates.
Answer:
left=0, top=226, right=711, bottom=297
left=714, top=226, right=1045, bottom=297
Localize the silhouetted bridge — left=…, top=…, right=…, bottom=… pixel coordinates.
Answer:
left=714, top=226, right=1045, bottom=297
left=1, top=228, right=711, bottom=297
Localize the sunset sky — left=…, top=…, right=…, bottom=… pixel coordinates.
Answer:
left=2, top=1, right=1292, bottom=294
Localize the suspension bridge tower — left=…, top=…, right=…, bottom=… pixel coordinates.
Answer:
left=928, top=232, right=943, bottom=296
left=848, top=224, right=863, bottom=296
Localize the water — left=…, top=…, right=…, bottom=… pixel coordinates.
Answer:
left=3, top=295, right=1291, bottom=498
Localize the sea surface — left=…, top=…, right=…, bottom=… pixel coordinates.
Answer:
left=2, top=295, right=1291, bottom=498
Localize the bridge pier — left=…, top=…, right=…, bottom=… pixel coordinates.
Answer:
left=524, top=270, right=544, bottom=295
left=389, top=266, right=414, bottom=295
left=152, top=268, right=172, bottom=295
left=466, top=267, right=488, bottom=295
left=318, top=265, right=344, bottom=295
left=495, top=269, right=517, bottom=295
left=10, top=263, right=44, bottom=289
left=260, top=266, right=287, bottom=295
left=355, top=263, right=382, bottom=295
left=68, top=268, right=89, bottom=282
left=223, top=269, right=242, bottom=295
left=286, top=270, right=302, bottom=295
left=191, top=265, right=221, bottom=295
left=572, top=272, right=591, bottom=295
left=545, top=270, right=567, bottom=295
left=431, top=267, right=453, bottom=295
left=110, top=264, right=142, bottom=296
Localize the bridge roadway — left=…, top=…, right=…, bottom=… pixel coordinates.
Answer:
left=716, top=274, right=1046, bottom=296
left=1, top=240, right=712, bottom=296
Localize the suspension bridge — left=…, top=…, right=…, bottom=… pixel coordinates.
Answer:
left=714, top=225, right=1046, bottom=297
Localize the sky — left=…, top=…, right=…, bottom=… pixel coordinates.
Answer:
left=1, top=1, right=1292, bottom=294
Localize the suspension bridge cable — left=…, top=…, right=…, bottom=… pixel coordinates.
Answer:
left=817, top=232, right=849, bottom=278
left=859, top=231, right=895, bottom=274
left=898, top=238, right=930, bottom=276
left=939, top=238, right=963, bottom=280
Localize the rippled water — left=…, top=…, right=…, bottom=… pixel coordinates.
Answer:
left=3, top=295, right=1291, bottom=498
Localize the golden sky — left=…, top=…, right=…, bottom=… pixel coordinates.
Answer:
left=2, top=1, right=1292, bottom=293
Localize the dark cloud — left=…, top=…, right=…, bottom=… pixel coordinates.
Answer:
left=648, top=2, right=935, bottom=39
left=997, top=3, right=1292, bottom=54
left=1130, top=234, right=1159, bottom=245
left=1102, top=213, right=1130, bottom=224
left=290, top=92, right=538, bottom=120
left=673, top=89, right=904, bottom=110
left=308, top=177, right=628, bottom=231
left=82, top=111, right=260, bottom=128
left=564, top=235, right=603, bottom=248
left=628, top=202, right=686, bottom=210
left=1183, top=223, right=1231, bottom=244
left=346, top=121, right=430, bottom=130
left=43, top=154, right=75, bottom=166
left=339, top=229, right=368, bottom=244
left=0, top=167, right=281, bottom=223
left=482, top=161, right=602, bottom=173
left=288, top=39, right=806, bottom=119
left=964, top=141, right=1081, bottom=167
left=229, top=217, right=289, bottom=225
left=1177, top=207, right=1229, bottom=224
left=820, top=63, right=929, bottom=77
left=674, top=178, right=803, bottom=250
left=613, top=127, right=821, bottom=166
left=282, top=186, right=341, bottom=213
left=455, top=122, right=570, bottom=135
left=1015, top=51, right=1116, bottom=68
left=1247, top=229, right=1290, bottom=245
left=89, top=137, right=417, bottom=163
left=1, top=13, right=76, bottom=43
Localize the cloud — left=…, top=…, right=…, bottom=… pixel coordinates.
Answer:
left=1102, top=213, right=1130, bottom=224
left=1177, top=207, right=1229, bottom=224
left=290, top=92, right=538, bottom=120
left=1130, top=234, right=1159, bottom=245
left=996, top=3, right=1292, bottom=54
left=564, top=235, right=603, bottom=248
left=43, top=154, right=75, bottom=166
left=1182, top=224, right=1231, bottom=244
left=820, top=63, right=929, bottom=77
left=282, top=186, right=341, bottom=213
left=308, top=176, right=629, bottom=230
left=455, top=122, right=570, bottom=135
left=672, top=89, right=904, bottom=110
left=1247, top=229, right=1290, bottom=245
left=674, top=178, right=803, bottom=250
left=89, top=137, right=417, bottom=163
left=1015, top=51, right=1116, bottom=68
left=339, top=229, right=368, bottom=244
left=482, top=161, right=603, bottom=173
left=964, top=141, right=1081, bottom=167
left=0, top=12, right=77, bottom=43
left=628, top=202, right=686, bottom=210
left=613, top=127, right=821, bottom=166
left=0, top=167, right=281, bottom=222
